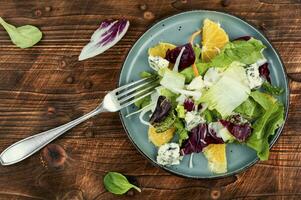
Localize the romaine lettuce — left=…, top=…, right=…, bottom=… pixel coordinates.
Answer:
left=199, top=62, right=250, bottom=117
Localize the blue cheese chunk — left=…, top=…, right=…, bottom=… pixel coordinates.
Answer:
left=148, top=55, right=169, bottom=71
left=246, top=63, right=263, bottom=89
left=157, top=143, right=181, bottom=166
left=185, top=111, right=205, bottom=131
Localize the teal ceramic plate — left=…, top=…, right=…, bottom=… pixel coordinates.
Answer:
left=119, top=10, right=289, bottom=178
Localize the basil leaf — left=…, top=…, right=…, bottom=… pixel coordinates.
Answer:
left=261, top=81, right=284, bottom=96
left=0, top=17, right=42, bottom=48
left=103, top=172, right=141, bottom=195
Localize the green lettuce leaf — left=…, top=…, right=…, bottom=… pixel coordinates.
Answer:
left=202, top=109, right=222, bottom=123
left=193, top=45, right=202, bottom=64
left=181, top=38, right=266, bottom=82
left=134, top=96, right=151, bottom=109
left=234, top=98, right=262, bottom=120
left=246, top=91, right=285, bottom=160
left=176, top=105, right=185, bottom=118
left=174, top=118, right=189, bottom=145
left=199, top=62, right=250, bottom=117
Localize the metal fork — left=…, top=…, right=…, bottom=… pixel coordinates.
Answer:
left=0, top=77, right=159, bottom=166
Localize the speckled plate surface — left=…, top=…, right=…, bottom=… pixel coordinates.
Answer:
left=118, top=10, right=289, bottom=179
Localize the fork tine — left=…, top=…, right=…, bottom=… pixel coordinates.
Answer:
left=119, top=83, right=158, bottom=104
left=114, top=77, right=155, bottom=93
left=120, top=91, right=155, bottom=109
left=117, top=78, right=158, bottom=99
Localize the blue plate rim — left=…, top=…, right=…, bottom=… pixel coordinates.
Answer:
left=118, top=10, right=290, bottom=179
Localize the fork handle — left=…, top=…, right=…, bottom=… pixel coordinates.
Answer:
left=0, top=104, right=105, bottom=166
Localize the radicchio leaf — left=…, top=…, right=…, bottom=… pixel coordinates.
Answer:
left=165, top=43, right=195, bottom=71
left=181, top=123, right=224, bottom=155
left=149, top=96, right=172, bottom=124
left=183, top=99, right=195, bottom=112
left=234, top=36, right=251, bottom=41
left=79, top=19, right=130, bottom=61
left=220, top=115, right=252, bottom=142
left=259, top=63, right=271, bottom=83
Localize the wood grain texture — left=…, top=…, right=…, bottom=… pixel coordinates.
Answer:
left=0, top=0, right=300, bottom=199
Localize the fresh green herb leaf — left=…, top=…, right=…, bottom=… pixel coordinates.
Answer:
left=193, top=45, right=202, bottom=64
left=104, top=172, right=141, bottom=195
left=0, top=17, right=42, bottom=48
left=261, top=81, right=284, bottom=96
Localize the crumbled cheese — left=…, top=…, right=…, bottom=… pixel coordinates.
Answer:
left=148, top=56, right=169, bottom=71
left=185, top=111, right=205, bottom=131
left=203, top=68, right=221, bottom=87
left=157, top=143, right=181, bottom=166
left=246, top=63, right=263, bottom=89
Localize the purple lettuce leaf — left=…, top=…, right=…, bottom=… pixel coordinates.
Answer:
left=219, top=115, right=252, bottom=142
left=183, top=98, right=195, bottom=112
left=234, top=36, right=252, bottom=41
left=149, top=96, right=172, bottom=124
left=180, top=123, right=224, bottom=155
left=79, top=18, right=130, bottom=61
left=259, top=63, right=271, bottom=83
left=165, top=43, right=195, bottom=71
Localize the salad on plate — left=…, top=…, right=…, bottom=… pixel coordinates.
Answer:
left=127, top=19, right=285, bottom=174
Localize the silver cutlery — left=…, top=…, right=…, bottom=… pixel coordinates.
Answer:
left=0, top=77, right=158, bottom=166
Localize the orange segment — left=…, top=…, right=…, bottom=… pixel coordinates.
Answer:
left=201, top=19, right=229, bottom=62
left=148, top=42, right=176, bottom=58
left=148, top=126, right=175, bottom=147
left=203, top=144, right=227, bottom=173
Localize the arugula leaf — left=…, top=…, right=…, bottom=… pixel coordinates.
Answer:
left=0, top=17, right=42, bottom=48
left=261, top=81, right=284, bottom=96
left=104, top=172, right=141, bottom=195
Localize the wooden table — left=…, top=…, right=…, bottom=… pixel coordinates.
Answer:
left=0, top=0, right=299, bottom=199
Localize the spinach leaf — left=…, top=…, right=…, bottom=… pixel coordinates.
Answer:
left=104, top=172, right=141, bottom=195
left=0, top=17, right=42, bottom=48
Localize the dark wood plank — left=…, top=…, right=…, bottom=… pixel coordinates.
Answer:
left=0, top=0, right=301, bottom=199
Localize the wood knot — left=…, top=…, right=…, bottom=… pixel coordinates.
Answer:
left=34, top=9, right=42, bottom=17
left=41, top=143, right=67, bottom=168
left=84, top=80, right=93, bottom=89
left=221, top=0, right=231, bottom=7
left=45, top=6, right=52, bottom=12
left=47, top=106, right=56, bottom=115
left=260, top=22, right=267, bottom=31
left=66, top=76, right=74, bottom=84
left=139, top=4, right=148, bottom=11
left=143, top=11, right=155, bottom=20
left=60, top=60, right=67, bottom=68
left=210, top=189, right=221, bottom=199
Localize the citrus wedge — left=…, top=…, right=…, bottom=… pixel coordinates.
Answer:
left=148, top=126, right=175, bottom=147
left=148, top=42, right=176, bottom=58
left=201, top=19, right=229, bottom=62
left=203, top=144, right=227, bottom=174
